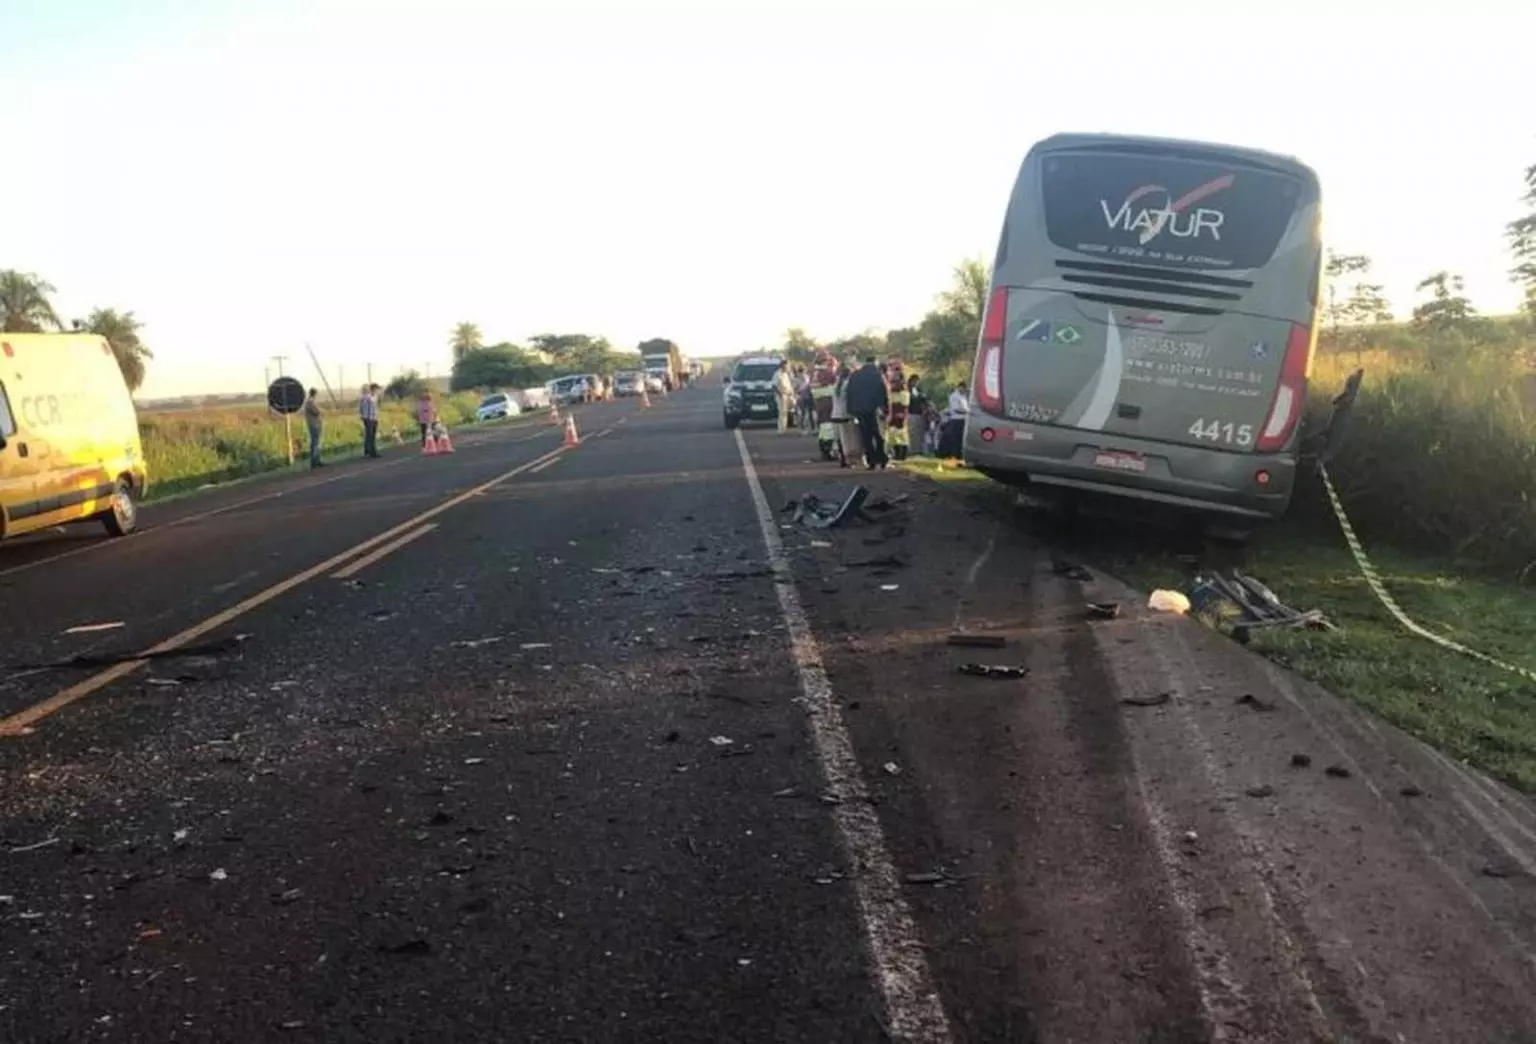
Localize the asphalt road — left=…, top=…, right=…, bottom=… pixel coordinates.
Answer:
left=5, top=386, right=1536, bottom=1043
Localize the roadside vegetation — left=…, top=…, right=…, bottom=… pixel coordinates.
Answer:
left=140, top=392, right=487, bottom=499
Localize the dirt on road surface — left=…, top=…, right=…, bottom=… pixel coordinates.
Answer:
left=3, top=387, right=1536, bottom=1043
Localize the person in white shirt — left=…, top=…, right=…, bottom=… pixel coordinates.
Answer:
left=947, top=384, right=970, bottom=417
left=773, top=361, right=796, bottom=435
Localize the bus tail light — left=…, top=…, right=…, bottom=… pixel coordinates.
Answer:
left=1256, top=322, right=1314, bottom=452
left=974, top=287, right=1008, bottom=415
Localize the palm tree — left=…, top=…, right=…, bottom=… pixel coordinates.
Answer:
left=450, top=322, right=483, bottom=362
left=82, top=308, right=153, bottom=392
left=1, top=270, right=63, bottom=332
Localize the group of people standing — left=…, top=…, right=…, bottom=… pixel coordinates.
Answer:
left=297, top=385, right=442, bottom=469
left=773, top=353, right=969, bottom=471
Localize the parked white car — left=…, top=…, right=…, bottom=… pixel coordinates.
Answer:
left=475, top=392, right=522, bottom=422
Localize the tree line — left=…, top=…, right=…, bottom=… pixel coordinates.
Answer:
left=376, top=326, right=685, bottom=399
left=0, top=270, right=152, bottom=390
left=772, top=258, right=991, bottom=394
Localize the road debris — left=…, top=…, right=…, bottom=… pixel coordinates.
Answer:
left=451, top=636, right=502, bottom=649
left=1291, top=753, right=1313, bottom=768
left=9, top=633, right=253, bottom=673
left=956, top=663, right=1028, bottom=679
left=519, top=642, right=552, bottom=651
left=879, top=584, right=900, bottom=592
left=788, top=487, right=871, bottom=529
left=882, top=762, right=901, bottom=776
left=847, top=554, right=907, bottom=570
left=1148, top=589, right=1191, bottom=614
left=379, top=938, right=433, bottom=957
left=1237, top=693, right=1277, bottom=713
left=904, top=871, right=949, bottom=886
left=1188, top=571, right=1333, bottom=642
left=6, top=836, right=60, bottom=854
left=1246, top=784, right=1276, bottom=798
left=209, top=868, right=228, bottom=882
left=1051, top=558, right=1093, bottom=582
left=1400, top=785, right=1426, bottom=798
left=64, top=621, right=126, bottom=635
left=1087, top=602, right=1121, bottom=620
left=1120, top=692, right=1172, bottom=708
left=708, top=735, right=734, bottom=747
left=1325, top=764, right=1353, bottom=779
left=946, top=633, right=1006, bottom=649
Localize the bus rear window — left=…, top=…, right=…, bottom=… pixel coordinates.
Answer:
left=1040, top=152, right=1303, bottom=272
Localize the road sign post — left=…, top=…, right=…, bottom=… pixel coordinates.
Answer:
left=267, top=375, right=306, bottom=467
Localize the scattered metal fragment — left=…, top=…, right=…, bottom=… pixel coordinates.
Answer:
left=1291, top=753, right=1313, bottom=768
left=1325, top=764, right=1353, bottom=779
left=1087, top=602, right=1121, bottom=620
left=956, top=663, right=1028, bottom=679
left=451, top=636, right=503, bottom=649
left=1237, top=693, right=1277, bottom=713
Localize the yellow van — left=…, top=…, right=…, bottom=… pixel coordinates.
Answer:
left=0, top=333, right=149, bottom=541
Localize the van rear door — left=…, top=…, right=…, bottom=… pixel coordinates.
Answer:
left=993, top=144, right=1319, bottom=454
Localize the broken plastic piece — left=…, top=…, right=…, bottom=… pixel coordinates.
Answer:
left=1087, top=602, right=1121, bottom=620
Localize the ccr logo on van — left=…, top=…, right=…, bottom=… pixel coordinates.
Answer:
left=1100, top=174, right=1235, bottom=245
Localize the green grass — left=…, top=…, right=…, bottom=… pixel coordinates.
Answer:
left=904, top=456, right=1536, bottom=792
left=1121, top=535, right=1536, bottom=791
left=138, top=392, right=489, bottom=501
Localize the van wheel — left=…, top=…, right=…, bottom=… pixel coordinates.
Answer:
left=102, top=479, right=139, bottom=537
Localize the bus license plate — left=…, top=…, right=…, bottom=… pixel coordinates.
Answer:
left=1094, top=449, right=1146, bottom=473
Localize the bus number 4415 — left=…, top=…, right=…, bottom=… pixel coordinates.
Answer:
left=1187, top=418, right=1254, bottom=447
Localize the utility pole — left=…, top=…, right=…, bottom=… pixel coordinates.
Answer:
left=271, top=355, right=294, bottom=465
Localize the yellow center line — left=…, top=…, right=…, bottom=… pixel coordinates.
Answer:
left=0, top=440, right=572, bottom=737
left=331, top=523, right=438, bottom=580
left=0, top=423, right=560, bottom=580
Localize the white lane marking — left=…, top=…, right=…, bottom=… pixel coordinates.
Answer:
left=733, top=429, right=954, bottom=1044
left=529, top=456, right=563, bottom=473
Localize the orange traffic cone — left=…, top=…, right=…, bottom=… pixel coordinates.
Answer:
left=563, top=415, right=580, bottom=447
left=549, top=402, right=562, bottom=425
left=422, top=432, right=439, bottom=455
left=437, top=429, right=455, bottom=453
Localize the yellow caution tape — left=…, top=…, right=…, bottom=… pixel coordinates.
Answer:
left=1319, top=465, right=1536, bottom=685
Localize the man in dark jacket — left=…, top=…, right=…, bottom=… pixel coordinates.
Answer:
left=843, top=355, right=890, bottom=470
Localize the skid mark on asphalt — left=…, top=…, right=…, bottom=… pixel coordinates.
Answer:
left=733, top=429, right=954, bottom=1043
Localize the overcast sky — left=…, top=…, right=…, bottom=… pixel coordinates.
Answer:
left=3, top=0, right=1532, bottom=397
